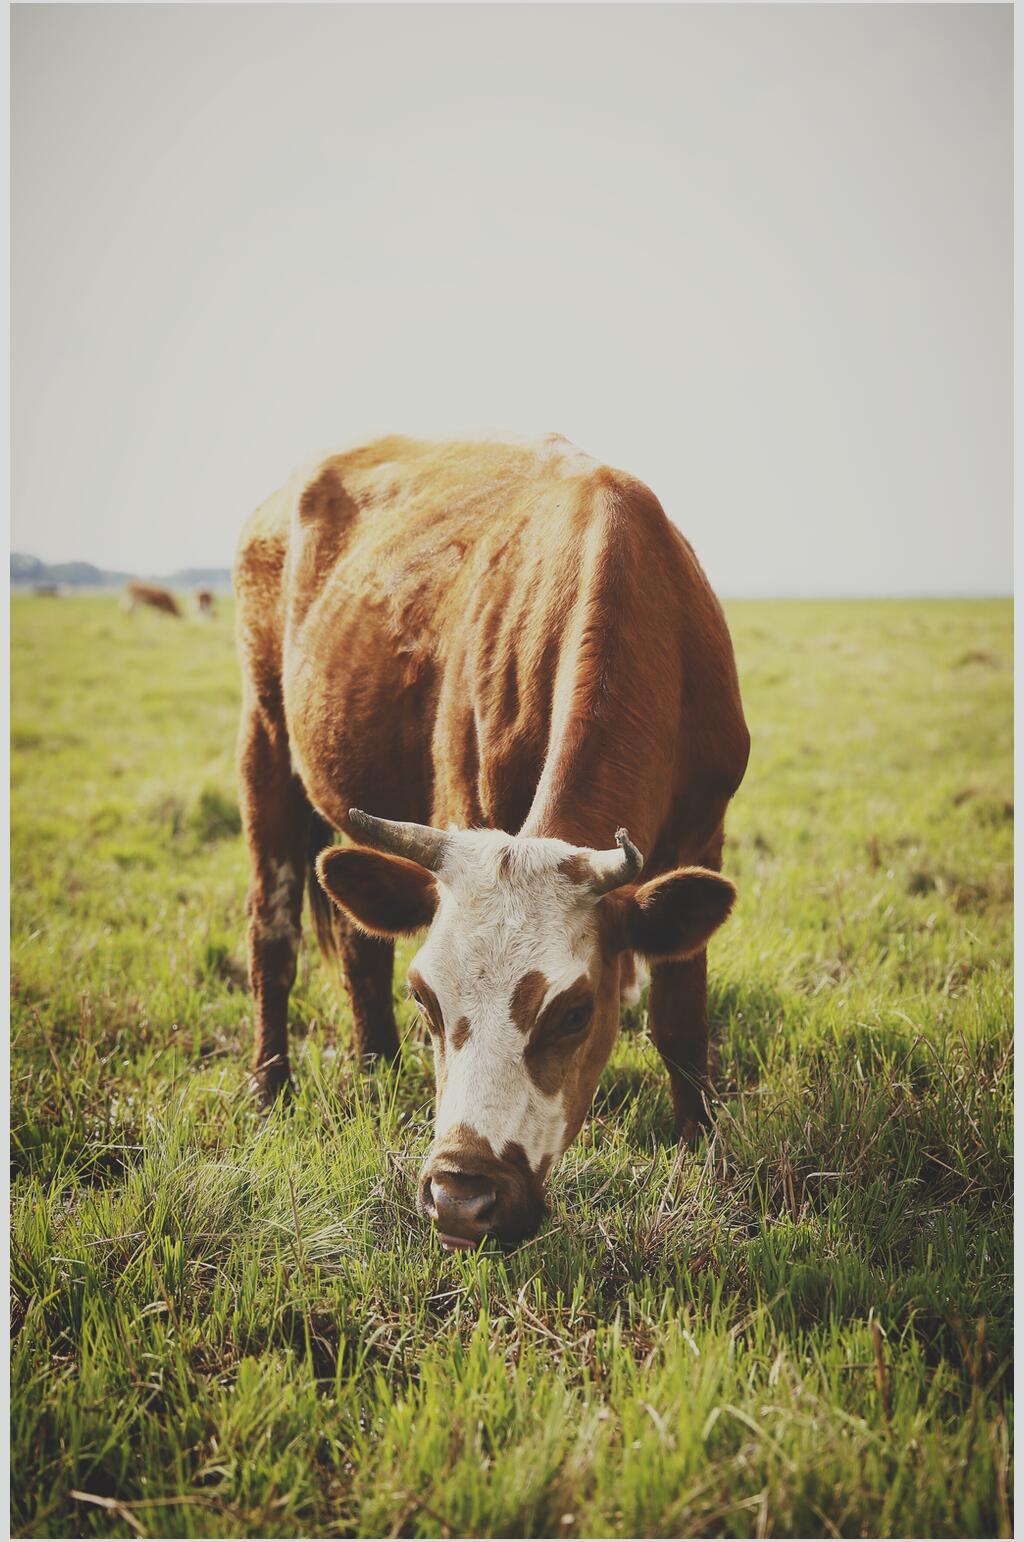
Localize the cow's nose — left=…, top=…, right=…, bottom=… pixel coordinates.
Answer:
left=426, top=1171, right=497, bottom=1247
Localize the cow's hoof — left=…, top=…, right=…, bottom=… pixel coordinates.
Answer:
left=675, top=1112, right=713, bottom=1149
left=250, top=1061, right=294, bottom=1109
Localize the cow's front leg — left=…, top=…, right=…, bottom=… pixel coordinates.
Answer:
left=328, top=913, right=400, bottom=1063
left=646, top=825, right=728, bottom=1143
left=647, top=951, right=712, bottom=1143
left=239, top=707, right=310, bottom=1105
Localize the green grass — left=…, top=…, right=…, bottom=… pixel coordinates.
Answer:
left=10, top=595, right=1013, bottom=1539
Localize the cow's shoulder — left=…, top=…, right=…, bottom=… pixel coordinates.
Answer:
left=234, top=478, right=301, bottom=709
left=234, top=483, right=292, bottom=592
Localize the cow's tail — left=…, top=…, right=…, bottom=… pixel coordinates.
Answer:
left=307, top=807, right=343, bottom=963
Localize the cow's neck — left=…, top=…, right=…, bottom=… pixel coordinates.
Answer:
left=518, top=665, right=671, bottom=860
left=520, top=769, right=658, bottom=859
left=515, top=497, right=679, bottom=861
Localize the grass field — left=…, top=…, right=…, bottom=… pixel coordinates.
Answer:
left=10, top=594, right=1013, bottom=1539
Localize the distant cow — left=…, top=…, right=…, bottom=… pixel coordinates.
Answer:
left=194, top=588, right=217, bottom=618
left=122, top=582, right=181, bottom=618
left=234, top=434, right=749, bottom=1247
left=33, top=583, right=61, bottom=598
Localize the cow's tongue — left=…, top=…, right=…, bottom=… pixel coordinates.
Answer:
left=438, top=1233, right=477, bottom=1251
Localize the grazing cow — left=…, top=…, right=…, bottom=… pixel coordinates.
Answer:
left=234, top=434, right=749, bottom=1248
left=32, top=583, right=61, bottom=598
left=123, top=581, right=181, bottom=618
left=194, top=587, right=217, bottom=618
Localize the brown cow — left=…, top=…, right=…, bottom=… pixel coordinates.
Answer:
left=234, top=433, right=749, bottom=1248
left=123, top=581, right=181, bottom=617
left=194, top=587, right=217, bottom=618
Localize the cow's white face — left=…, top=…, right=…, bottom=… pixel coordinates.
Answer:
left=407, top=832, right=622, bottom=1242
left=317, top=816, right=738, bottom=1250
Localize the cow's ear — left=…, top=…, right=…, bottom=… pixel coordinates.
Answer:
left=608, top=867, right=736, bottom=962
left=316, top=847, right=438, bottom=937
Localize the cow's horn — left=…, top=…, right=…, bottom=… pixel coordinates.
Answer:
left=588, top=827, right=644, bottom=895
left=348, top=808, right=450, bottom=872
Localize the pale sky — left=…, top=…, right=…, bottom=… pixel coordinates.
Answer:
left=12, top=3, right=1011, bottom=596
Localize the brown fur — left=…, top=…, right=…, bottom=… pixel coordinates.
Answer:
left=407, top=969, right=443, bottom=1034
left=557, top=854, right=591, bottom=885
left=509, top=970, right=550, bottom=1035
left=317, top=848, right=437, bottom=937
left=523, top=975, right=595, bottom=1095
left=606, top=867, right=737, bottom=963
left=125, top=581, right=181, bottom=617
left=234, top=433, right=749, bottom=1129
left=619, top=950, right=639, bottom=1004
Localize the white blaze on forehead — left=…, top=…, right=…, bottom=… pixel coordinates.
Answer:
left=412, top=830, right=598, bottom=1171
left=434, top=994, right=567, bottom=1171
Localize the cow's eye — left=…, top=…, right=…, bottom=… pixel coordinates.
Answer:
left=562, top=1004, right=591, bottom=1034
left=408, top=986, right=424, bottom=1009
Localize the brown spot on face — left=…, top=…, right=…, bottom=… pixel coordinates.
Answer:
left=434, top=1121, right=497, bottom=1168
left=450, top=1015, right=471, bottom=1051
left=501, top=1144, right=555, bottom=1188
left=558, top=853, right=591, bottom=886
left=408, top=969, right=444, bottom=1036
left=524, top=974, right=594, bottom=1094
left=509, top=970, right=549, bottom=1034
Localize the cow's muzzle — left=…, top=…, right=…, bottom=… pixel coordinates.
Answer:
left=422, top=1169, right=496, bottom=1248
left=417, top=1143, right=547, bottom=1250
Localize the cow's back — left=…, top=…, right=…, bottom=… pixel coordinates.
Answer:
left=235, top=434, right=748, bottom=866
